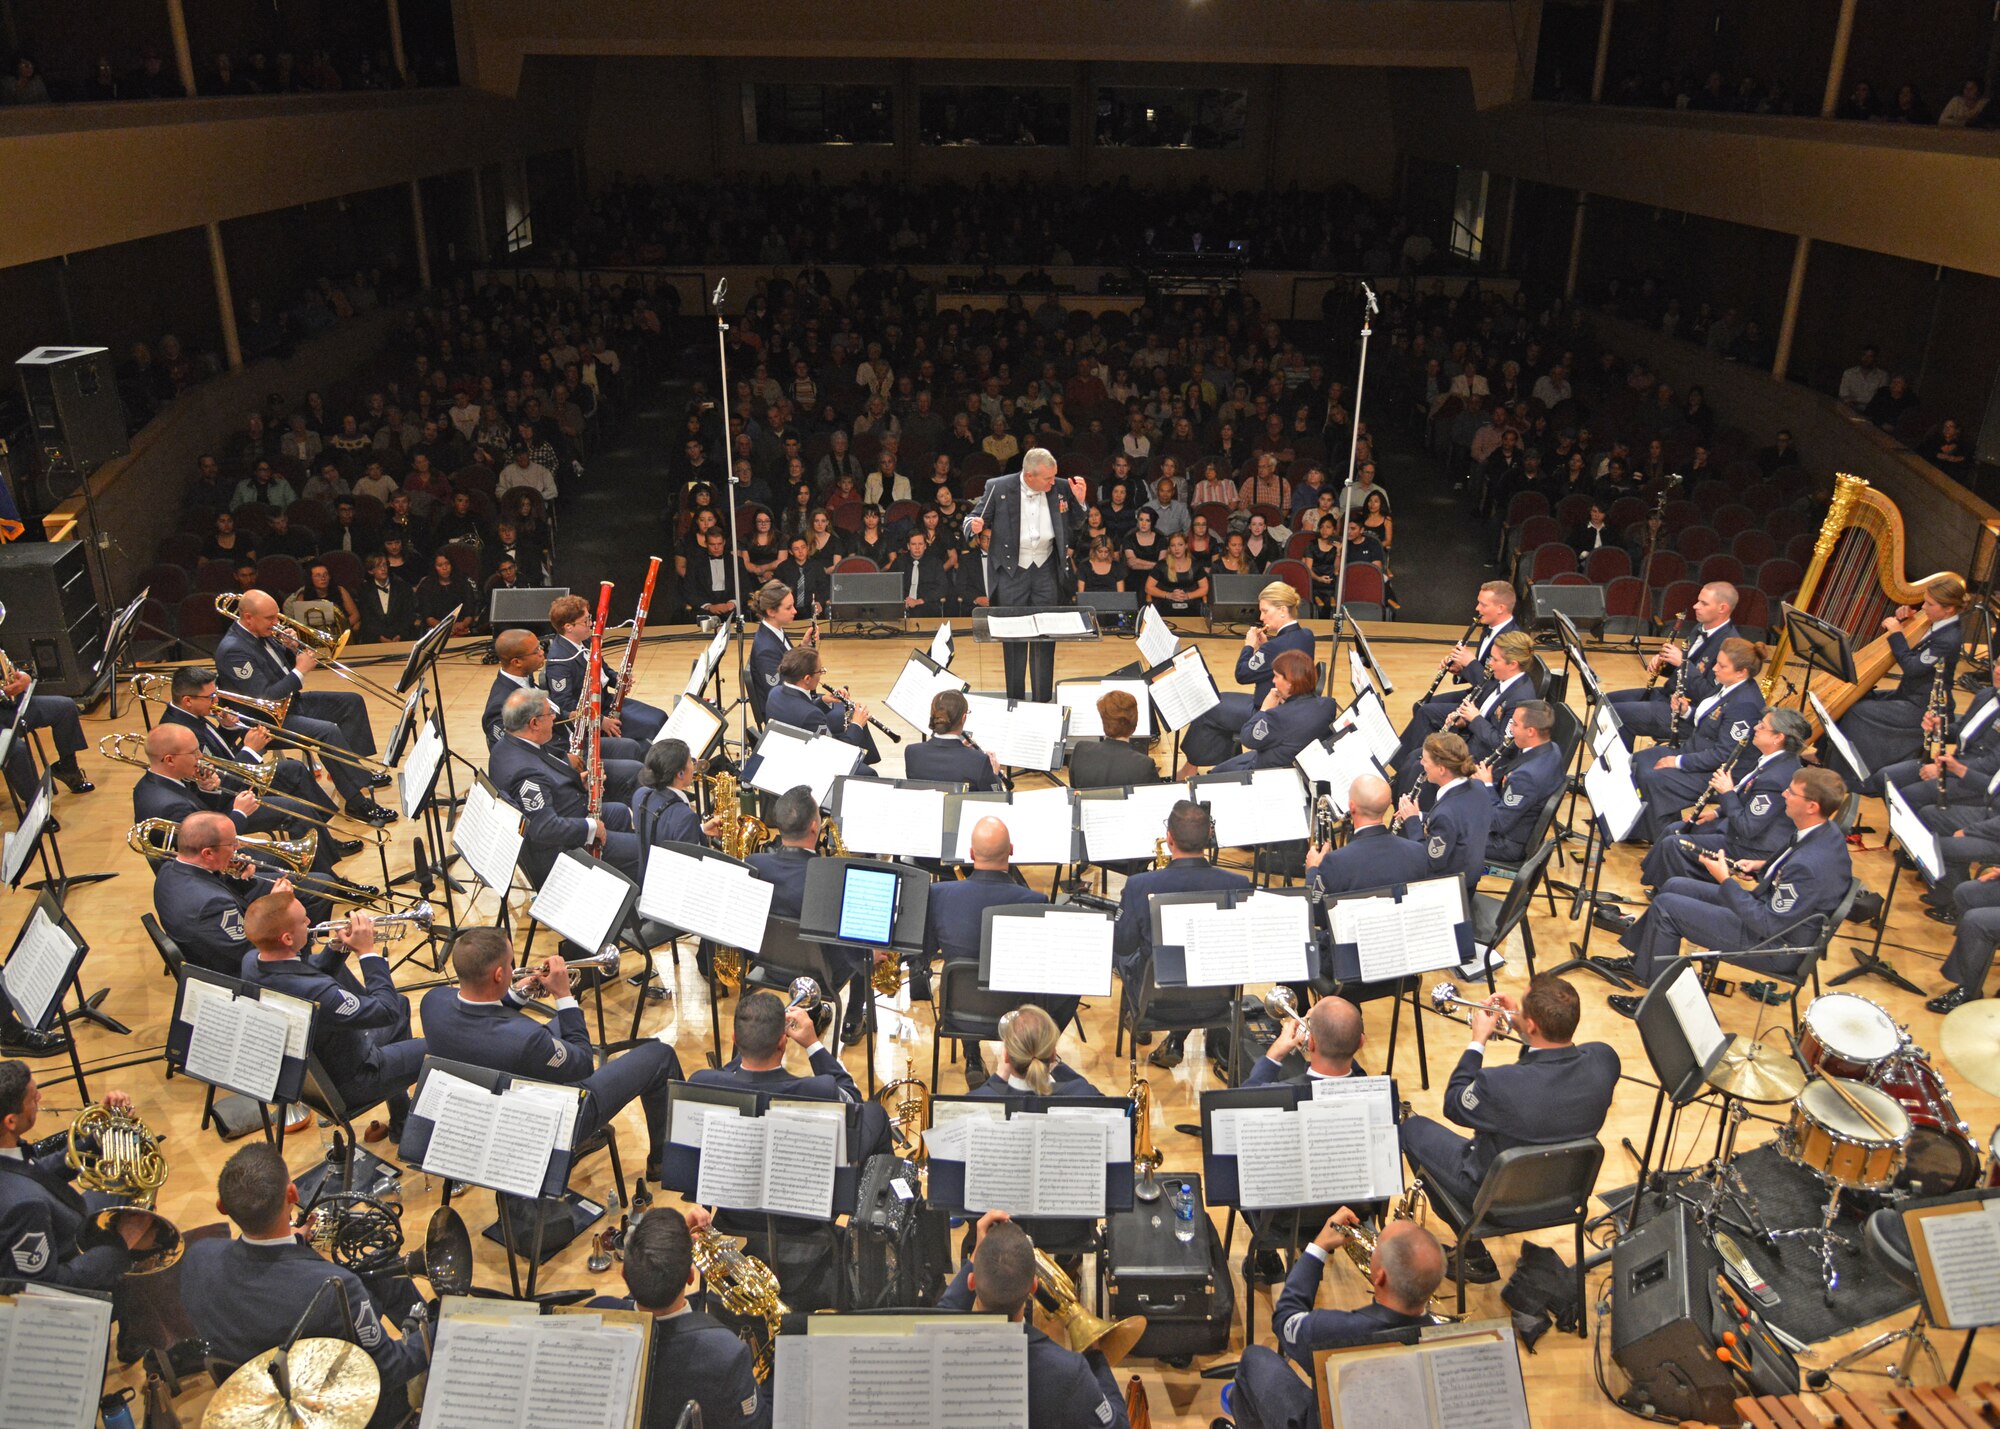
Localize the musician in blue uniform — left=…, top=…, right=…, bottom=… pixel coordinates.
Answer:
left=243, top=891, right=426, bottom=1140
left=1477, top=700, right=1566, bottom=863
left=1066, top=690, right=1160, bottom=790
left=748, top=581, right=816, bottom=726
left=1826, top=577, right=1965, bottom=792
left=545, top=593, right=667, bottom=746
left=937, top=1212, right=1129, bottom=1429
left=632, top=738, right=722, bottom=849
left=215, top=591, right=390, bottom=825
left=153, top=812, right=280, bottom=975
left=1632, top=708, right=1807, bottom=892
left=1608, top=767, right=1854, bottom=1012
left=1398, top=631, right=1537, bottom=785
left=1232, top=1210, right=1444, bottom=1427
left=766, top=647, right=880, bottom=767
left=1927, top=882, right=2000, bottom=1011
left=1629, top=638, right=1768, bottom=844
left=1399, top=974, right=1619, bottom=1282
left=1306, top=775, right=1432, bottom=907
left=960, top=448, right=1089, bottom=702
left=926, top=815, right=1052, bottom=1088
left=1394, top=734, right=1492, bottom=889
left=1245, top=994, right=1369, bottom=1087
left=0, top=660, right=93, bottom=802
left=418, top=928, right=683, bottom=1178
left=492, top=631, right=649, bottom=799
left=489, top=688, right=642, bottom=883
left=1606, top=581, right=1740, bottom=749
left=1394, top=581, right=1521, bottom=767
left=0, top=1065, right=147, bottom=1288
left=1178, top=581, right=1315, bottom=770
left=972, top=1005, right=1103, bottom=1099
left=1883, top=645, right=2000, bottom=807
left=594, top=1206, right=768, bottom=1429
left=180, top=1144, right=428, bottom=1429
left=1115, top=799, right=1251, bottom=1069
left=903, top=689, right=1006, bottom=790
left=163, top=665, right=338, bottom=827
left=745, top=788, right=870, bottom=1043
left=1210, top=648, right=1338, bottom=773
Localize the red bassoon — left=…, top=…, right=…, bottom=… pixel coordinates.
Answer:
left=611, top=556, right=661, bottom=720
left=583, top=580, right=612, bottom=855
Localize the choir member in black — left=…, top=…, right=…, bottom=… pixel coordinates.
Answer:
left=355, top=554, right=418, bottom=643
left=1066, top=690, right=1160, bottom=790
left=904, top=689, right=1006, bottom=791
left=769, top=535, right=831, bottom=617
left=413, top=551, right=477, bottom=637
left=1307, top=516, right=1343, bottom=616
left=1827, top=576, right=1966, bottom=793
left=1629, top=637, right=1767, bottom=844
left=1476, top=700, right=1567, bottom=862
left=1144, top=531, right=1208, bottom=618
left=747, top=581, right=816, bottom=725
left=894, top=531, right=950, bottom=617
left=1073, top=535, right=1127, bottom=596
left=956, top=527, right=995, bottom=612
left=682, top=528, right=740, bottom=623
left=1605, top=582, right=1740, bottom=750
left=848, top=505, right=896, bottom=568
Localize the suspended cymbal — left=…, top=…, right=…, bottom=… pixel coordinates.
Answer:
left=203, top=1338, right=380, bottom=1429
left=1704, top=1038, right=1807, bottom=1104
left=1940, top=1000, right=2000, bottom=1100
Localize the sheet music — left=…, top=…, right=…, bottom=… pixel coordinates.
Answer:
left=986, top=910, right=1113, bottom=996
left=748, top=726, right=865, bottom=806
left=1334, top=689, right=1402, bottom=768
left=1333, top=880, right=1465, bottom=982
left=1045, top=1104, right=1132, bottom=1162
left=529, top=854, right=630, bottom=953
left=961, top=694, right=1067, bottom=771
left=424, top=1316, right=646, bottom=1429
left=451, top=779, right=527, bottom=894
left=413, top=1067, right=484, bottom=1124
left=0, top=1291, right=112, bottom=1429
left=950, top=788, right=1075, bottom=865
left=1915, top=1209, right=2000, bottom=1327
left=836, top=778, right=950, bottom=859
left=399, top=718, right=446, bottom=819
left=1057, top=680, right=1153, bottom=738
left=1334, top=1351, right=1428, bottom=1429
left=930, top=622, right=955, bottom=668
left=1, top=907, right=73, bottom=1032
left=696, top=1113, right=838, bottom=1218
left=1296, top=732, right=1385, bottom=818
left=657, top=695, right=724, bottom=754
left=1234, top=1099, right=1401, bottom=1209
left=1309, top=1075, right=1404, bottom=1194
left=1585, top=757, right=1645, bottom=842
left=1149, top=647, right=1220, bottom=731
left=1811, top=692, right=1868, bottom=779
left=422, top=1084, right=562, bottom=1198
left=502, top=1081, right=581, bottom=1154
left=1233, top=1109, right=1310, bottom=1208
left=775, top=1326, right=1027, bottom=1429
left=637, top=846, right=773, bottom=949
left=985, top=614, right=1042, bottom=640
left=668, top=1098, right=739, bottom=1149
left=705, top=620, right=731, bottom=673
left=1662, top=963, right=1727, bottom=1068
left=1423, top=1335, right=1531, bottom=1429
left=1137, top=605, right=1179, bottom=666
left=885, top=655, right=970, bottom=733
left=183, top=993, right=289, bottom=1101
left=767, top=1097, right=849, bottom=1164
left=1079, top=783, right=1187, bottom=863
left=963, top=1117, right=1108, bottom=1217
left=1886, top=785, right=1943, bottom=883
left=1592, top=703, right=1622, bottom=758
left=1, top=782, right=50, bottom=887
left=1348, top=650, right=1375, bottom=701
left=682, top=653, right=710, bottom=699
left=1196, top=767, right=1310, bottom=846
left=694, top=1109, right=768, bottom=1209
left=1297, top=1098, right=1376, bottom=1202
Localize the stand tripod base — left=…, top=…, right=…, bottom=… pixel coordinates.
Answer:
left=1770, top=1185, right=1854, bottom=1299
left=1824, top=1315, right=1945, bottom=1386
left=1828, top=945, right=1924, bottom=994
left=1545, top=945, right=1635, bottom=988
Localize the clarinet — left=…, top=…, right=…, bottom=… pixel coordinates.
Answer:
left=1928, top=656, right=1951, bottom=808
left=1478, top=733, right=1517, bottom=772
left=1666, top=629, right=1697, bottom=747
left=961, top=729, right=1013, bottom=791
left=1444, top=661, right=1493, bottom=732
left=1672, top=836, right=1752, bottom=876
left=1419, top=618, right=1484, bottom=703
left=1391, top=772, right=1428, bottom=834
left=1645, top=611, right=1691, bottom=694
left=1685, top=734, right=1752, bottom=824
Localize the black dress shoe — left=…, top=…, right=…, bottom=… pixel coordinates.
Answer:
left=365, top=771, right=394, bottom=790
left=1927, top=987, right=1976, bottom=1014
left=1147, top=1036, right=1185, bottom=1069
left=1445, top=1242, right=1501, bottom=1284
left=50, top=764, right=93, bottom=794
left=963, top=1058, right=989, bottom=1092
left=1596, top=954, right=1638, bottom=976
left=1251, top=1248, right=1288, bottom=1284
left=1592, top=908, right=1637, bottom=936
left=0, top=1025, right=70, bottom=1057
left=331, top=837, right=366, bottom=861
left=345, top=800, right=396, bottom=826
left=1926, top=907, right=1960, bottom=926
left=1607, top=995, right=1642, bottom=1020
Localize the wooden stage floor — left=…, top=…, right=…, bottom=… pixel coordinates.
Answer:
left=47, top=616, right=1999, bottom=1425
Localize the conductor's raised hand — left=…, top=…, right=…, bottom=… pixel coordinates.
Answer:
left=965, top=516, right=985, bottom=539
left=1066, top=474, right=1088, bottom=505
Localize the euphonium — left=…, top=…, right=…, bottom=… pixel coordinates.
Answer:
left=67, top=1104, right=182, bottom=1275
left=1032, top=1248, right=1147, bottom=1367
left=692, top=1228, right=788, bottom=1382
left=702, top=769, right=777, bottom=990
left=1131, top=1077, right=1163, bottom=1203
left=876, top=1050, right=931, bottom=1167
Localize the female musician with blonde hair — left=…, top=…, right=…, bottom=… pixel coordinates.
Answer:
left=973, top=1006, right=1103, bottom=1099
left=1829, top=575, right=1966, bottom=794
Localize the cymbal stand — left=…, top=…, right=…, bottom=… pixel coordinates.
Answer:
left=1770, top=1181, right=1854, bottom=1300
left=1664, top=1089, right=1775, bottom=1243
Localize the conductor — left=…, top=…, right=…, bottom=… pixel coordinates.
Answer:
left=961, top=447, right=1087, bottom=701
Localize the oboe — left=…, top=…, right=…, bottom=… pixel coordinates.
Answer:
left=1419, top=618, right=1484, bottom=703
left=1685, top=734, right=1752, bottom=824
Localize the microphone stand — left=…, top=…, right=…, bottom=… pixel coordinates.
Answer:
left=269, top=1275, right=358, bottom=1410
left=1324, top=282, right=1377, bottom=694
left=711, top=277, right=754, bottom=772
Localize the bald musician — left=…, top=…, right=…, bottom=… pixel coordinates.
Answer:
left=923, top=815, right=1052, bottom=1088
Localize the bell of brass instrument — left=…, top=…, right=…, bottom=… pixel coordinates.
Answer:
left=127, top=816, right=317, bottom=878
left=1032, top=1248, right=1146, bottom=1367
left=876, top=1050, right=931, bottom=1167
left=310, top=903, right=436, bottom=943
left=68, top=1104, right=182, bottom=1275
left=214, top=591, right=351, bottom=661
left=510, top=945, right=625, bottom=988
left=1152, top=836, right=1173, bottom=869
left=692, top=1227, right=789, bottom=1381
left=299, top=1193, right=473, bottom=1295
left=1428, top=981, right=1525, bottom=1043
left=1262, top=986, right=1306, bottom=1039
left=786, top=976, right=823, bottom=1013
left=1130, top=1077, right=1163, bottom=1203
left=703, top=768, right=777, bottom=989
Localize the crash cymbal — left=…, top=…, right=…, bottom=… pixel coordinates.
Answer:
left=1704, top=1038, right=1807, bottom=1104
left=203, top=1338, right=380, bottom=1429
left=1940, top=1000, right=2000, bottom=1100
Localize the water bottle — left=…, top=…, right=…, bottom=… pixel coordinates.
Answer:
left=99, top=1389, right=135, bottom=1429
left=1172, top=1181, right=1197, bottom=1243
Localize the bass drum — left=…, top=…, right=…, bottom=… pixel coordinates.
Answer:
left=1873, top=1050, right=1984, bottom=1195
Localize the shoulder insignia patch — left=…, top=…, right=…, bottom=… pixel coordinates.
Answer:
left=1246, top=650, right=1266, bottom=672
left=1252, top=718, right=1270, bottom=741
left=1771, top=881, right=1798, bottom=914
left=547, top=1041, right=568, bottom=1068
left=1730, top=720, right=1751, bottom=742
left=231, top=662, right=255, bottom=681
left=766, top=672, right=780, bottom=686
left=551, top=677, right=569, bottom=694
left=352, top=1298, right=383, bottom=1348
left=1460, top=1087, right=1479, bottom=1111
left=1503, top=789, right=1523, bottom=807
left=1427, top=835, right=1446, bottom=860
left=743, top=1397, right=761, bottom=1417
left=520, top=780, right=546, bottom=812
left=335, top=990, right=361, bottom=1017
left=1921, top=650, right=1939, bottom=665
left=1749, top=793, right=1773, bottom=817
left=221, top=908, right=246, bottom=941
left=9, top=1232, right=48, bottom=1274
left=1097, top=1399, right=1115, bottom=1424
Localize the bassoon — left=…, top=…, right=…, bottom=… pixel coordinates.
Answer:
left=584, top=580, right=612, bottom=856
left=610, top=556, right=662, bottom=720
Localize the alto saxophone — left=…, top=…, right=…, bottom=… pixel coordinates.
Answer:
left=702, top=769, right=777, bottom=988
left=1152, top=836, right=1173, bottom=869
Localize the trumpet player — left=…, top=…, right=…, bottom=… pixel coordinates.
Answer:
left=1398, top=974, right=1618, bottom=1284
left=1250, top=995, right=1366, bottom=1088
left=0, top=1066, right=154, bottom=1289
left=216, top=591, right=393, bottom=826
left=418, top=929, right=684, bottom=1182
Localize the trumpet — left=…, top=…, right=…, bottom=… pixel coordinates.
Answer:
left=1428, top=981, right=1526, bottom=1043
left=510, top=946, right=625, bottom=988
left=214, top=592, right=406, bottom=703
left=1262, top=986, right=1307, bottom=1039
left=309, top=903, right=436, bottom=943
left=1131, top=1077, right=1163, bottom=1203
left=786, top=976, right=824, bottom=1012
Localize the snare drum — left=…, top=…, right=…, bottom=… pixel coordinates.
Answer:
left=1799, top=992, right=1901, bottom=1081
left=1872, top=1048, right=1983, bottom=1195
left=1779, top=1078, right=1910, bottom=1190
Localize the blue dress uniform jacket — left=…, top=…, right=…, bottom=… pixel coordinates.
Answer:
left=745, top=845, right=814, bottom=921
left=748, top=623, right=792, bottom=724
left=1275, top=1250, right=1430, bottom=1372
left=1066, top=738, right=1161, bottom=790
left=586, top=1299, right=767, bottom=1429
left=1236, top=624, right=1317, bottom=708
left=1631, top=679, right=1766, bottom=844
left=0, top=1148, right=131, bottom=1288
left=1455, top=616, right=1520, bottom=686
left=134, top=769, right=239, bottom=829
left=1307, top=825, right=1433, bottom=901
left=1399, top=1041, right=1621, bottom=1206
left=1886, top=619, right=1962, bottom=702
left=241, top=947, right=423, bottom=1111
left=765, top=683, right=879, bottom=765
left=180, top=1237, right=423, bottom=1429
left=159, top=705, right=333, bottom=819
left=214, top=622, right=312, bottom=706
left=1182, top=622, right=1318, bottom=766
left=214, top=621, right=376, bottom=804
left=1620, top=819, right=1853, bottom=983
left=1832, top=617, right=1962, bottom=787
left=938, top=1264, right=1129, bottom=1429
left=968, top=1064, right=1103, bottom=1099
left=1607, top=619, right=1740, bottom=746
left=1114, top=857, right=1251, bottom=981
left=488, top=734, right=639, bottom=884
left=1399, top=778, right=1491, bottom=887
left=419, top=987, right=594, bottom=1082
left=546, top=633, right=666, bottom=744
left=481, top=672, right=533, bottom=749
left=1454, top=672, right=1534, bottom=765
left=632, top=785, right=708, bottom=849
left=1485, top=741, right=1566, bottom=861
left=903, top=735, right=1004, bottom=790
left=1638, top=752, right=1801, bottom=887
left=1213, top=695, right=1338, bottom=772
left=153, top=858, right=273, bottom=976
left=1883, top=686, right=2000, bottom=806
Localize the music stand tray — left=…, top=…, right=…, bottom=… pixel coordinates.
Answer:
left=1781, top=603, right=1857, bottom=709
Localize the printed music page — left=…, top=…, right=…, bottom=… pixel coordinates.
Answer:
left=420, top=1320, right=540, bottom=1428
left=502, top=1081, right=580, bottom=1153
left=657, top=695, right=723, bottom=754
left=1079, top=783, right=1186, bottom=863
left=795, top=732, right=869, bottom=806
left=528, top=855, right=628, bottom=953
left=482, top=1094, right=563, bottom=1198
left=885, top=655, right=969, bottom=733
left=668, top=1098, right=738, bottom=1150
left=1914, top=1208, right=2000, bottom=1327
left=1058, top=679, right=1152, bottom=738
left=1886, top=785, right=1944, bottom=883
left=1811, top=692, right=1867, bottom=778
left=399, top=718, right=446, bottom=818
left=260, top=988, right=314, bottom=1060
left=1585, top=758, right=1645, bottom=843
left=1137, top=604, right=1180, bottom=666
left=760, top=1111, right=840, bottom=1220
left=412, top=1067, right=484, bottom=1125
left=962, top=1118, right=1036, bottom=1214
left=923, top=1323, right=1031, bottom=1429
left=183, top=995, right=287, bottom=1102
left=682, top=652, right=711, bottom=699
left=1244, top=892, right=1313, bottom=981
left=837, top=779, right=949, bottom=860
left=1, top=908, right=73, bottom=1032
left=451, top=780, right=526, bottom=894
left=952, top=787, right=1074, bottom=865
left=1234, top=1109, right=1309, bottom=1209
left=783, top=1330, right=1028, bottom=1429
left=1422, top=1335, right=1530, bottom=1429
left=520, top=1323, right=644, bottom=1429
left=1032, top=610, right=1091, bottom=637
left=1349, top=650, right=1375, bottom=701
left=694, top=1111, right=771, bottom=1212
left=985, top=613, right=1043, bottom=640
left=768, top=1097, right=849, bottom=1163
left=638, top=847, right=773, bottom=950
left=1298, top=1098, right=1376, bottom=1203
left=1045, top=1104, right=1132, bottom=1162
left=1181, top=907, right=1256, bottom=987
left=1150, top=646, right=1220, bottom=731
left=986, top=909, right=1113, bottom=997
left=746, top=726, right=814, bottom=797
left=1027, top=1116, right=1110, bottom=1218
left=422, top=1086, right=559, bottom=1199
left=0, top=1291, right=111, bottom=1429
left=1309, top=1076, right=1404, bottom=1197
left=1662, top=964, right=1727, bottom=1069
left=0, top=783, right=49, bottom=887
left=1336, top=690, right=1403, bottom=768
left=1297, top=733, right=1383, bottom=818
left=1197, top=768, right=1310, bottom=846
left=930, top=622, right=956, bottom=668
left=1330, top=1351, right=1427, bottom=1429
left=962, top=695, right=1066, bottom=771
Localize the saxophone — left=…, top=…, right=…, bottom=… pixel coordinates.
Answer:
left=1131, top=1077, right=1163, bottom=1202
left=1152, top=837, right=1173, bottom=868
left=692, top=1227, right=789, bottom=1381
left=703, top=769, right=777, bottom=989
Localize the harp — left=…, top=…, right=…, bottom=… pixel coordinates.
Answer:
left=1766, top=474, right=1961, bottom=734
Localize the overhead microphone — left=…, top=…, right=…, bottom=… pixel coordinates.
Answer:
left=712, top=277, right=728, bottom=308
left=1361, top=282, right=1379, bottom=316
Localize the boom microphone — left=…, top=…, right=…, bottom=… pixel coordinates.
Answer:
left=712, top=277, right=728, bottom=307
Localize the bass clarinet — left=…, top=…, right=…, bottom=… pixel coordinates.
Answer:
left=1418, top=618, right=1484, bottom=704
left=610, top=556, right=661, bottom=720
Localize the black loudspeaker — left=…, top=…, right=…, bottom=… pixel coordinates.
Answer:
left=1610, top=1203, right=1735, bottom=1423
left=16, top=346, right=128, bottom=499
left=0, top=542, right=106, bottom=698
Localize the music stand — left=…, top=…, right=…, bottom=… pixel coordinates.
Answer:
left=1543, top=749, right=1642, bottom=988
left=1780, top=604, right=1856, bottom=713
left=8, top=772, right=120, bottom=969
left=96, top=588, right=147, bottom=719
left=1345, top=614, right=1393, bottom=699
left=799, top=856, right=932, bottom=1089
left=1, top=890, right=99, bottom=1098
left=1828, top=783, right=1928, bottom=994
left=395, top=610, right=462, bottom=696
left=1620, top=960, right=1735, bottom=1233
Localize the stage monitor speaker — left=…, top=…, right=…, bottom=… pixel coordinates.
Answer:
left=1208, top=572, right=1265, bottom=624
left=1610, top=1202, right=1735, bottom=1424
left=0, top=541, right=106, bottom=698
left=16, top=347, right=128, bottom=500
left=1531, top=580, right=1608, bottom=627
left=830, top=571, right=906, bottom=624
left=489, top=585, right=568, bottom=631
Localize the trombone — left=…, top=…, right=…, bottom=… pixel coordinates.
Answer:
left=97, top=730, right=388, bottom=844
left=130, top=673, right=394, bottom=781
left=127, top=817, right=412, bottom=911
left=1428, top=981, right=1526, bottom=1044
left=213, top=592, right=408, bottom=704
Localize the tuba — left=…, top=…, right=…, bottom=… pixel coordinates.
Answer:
left=1130, top=1078, right=1163, bottom=1203
left=702, top=769, right=777, bottom=990
left=692, top=1228, right=788, bottom=1382
left=68, top=1104, right=182, bottom=1275
left=1032, top=1248, right=1147, bottom=1366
